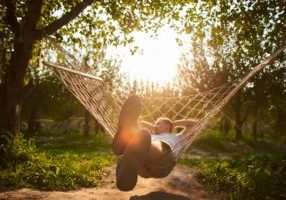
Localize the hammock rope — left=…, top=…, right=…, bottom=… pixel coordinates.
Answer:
left=42, top=36, right=286, bottom=161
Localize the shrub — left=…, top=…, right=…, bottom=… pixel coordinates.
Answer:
left=0, top=134, right=36, bottom=169
left=181, top=154, right=286, bottom=200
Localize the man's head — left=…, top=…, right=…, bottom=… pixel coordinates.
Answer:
left=155, top=117, right=173, bottom=133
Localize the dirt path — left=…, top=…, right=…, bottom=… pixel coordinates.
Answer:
left=0, top=165, right=219, bottom=200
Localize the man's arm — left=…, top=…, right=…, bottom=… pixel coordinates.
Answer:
left=173, top=119, right=198, bottom=129
left=139, top=121, right=155, bottom=132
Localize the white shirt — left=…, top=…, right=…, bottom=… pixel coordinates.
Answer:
left=151, top=133, right=181, bottom=157
left=151, top=133, right=182, bottom=157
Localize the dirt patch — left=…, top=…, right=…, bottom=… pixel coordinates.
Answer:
left=0, top=165, right=220, bottom=200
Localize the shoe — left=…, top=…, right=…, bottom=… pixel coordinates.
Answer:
left=113, top=95, right=141, bottom=156
left=116, top=129, right=151, bottom=191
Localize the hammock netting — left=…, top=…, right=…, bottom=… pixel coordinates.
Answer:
left=43, top=36, right=286, bottom=160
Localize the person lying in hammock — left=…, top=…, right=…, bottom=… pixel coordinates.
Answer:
left=113, top=95, right=198, bottom=191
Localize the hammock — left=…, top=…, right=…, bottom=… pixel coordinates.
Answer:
left=42, top=37, right=286, bottom=161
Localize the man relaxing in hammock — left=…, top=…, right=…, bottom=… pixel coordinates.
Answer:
left=113, top=95, right=197, bottom=191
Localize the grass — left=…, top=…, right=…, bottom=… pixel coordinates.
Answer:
left=1, top=128, right=285, bottom=197
left=0, top=133, right=115, bottom=190
left=182, top=129, right=286, bottom=199
left=190, top=129, right=232, bottom=153
left=36, top=132, right=113, bottom=154
left=190, top=129, right=286, bottom=155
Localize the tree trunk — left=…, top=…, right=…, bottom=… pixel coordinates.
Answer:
left=234, top=92, right=243, bottom=141
left=0, top=0, right=93, bottom=141
left=27, top=106, right=39, bottom=136
left=252, top=108, right=258, bottom=141
left=235, top=117, right=243, bottom=140
left=220, top=116, right=230, bottom=135
left=84, top=110, right=91, bottom=136
left=94, top=120, right=101, bottom=134
left=252, top=119, right=258, bottom=140
left=260, top=130, right=264, bottom=139
left=0, top=0, right=45, bottom=140
left=63, top=119, right=71, bottom=134
left=274, top=108, right=286, bottom=137
left=0, top=40, right=34, bottom=138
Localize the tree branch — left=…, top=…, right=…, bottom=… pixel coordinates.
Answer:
left=36, top=0, right=95, bottom=40
left=3, top=0, right=20, bottom=36
left=24, top=0, right=44, bottom=36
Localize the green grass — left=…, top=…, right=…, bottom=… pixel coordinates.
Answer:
left=185, top=130, right=286, bottom=199
left=1, top=129, right=285, bottom=196
left=180, top=154, right=286, bottom=200
left=191, top=129, right=232, bottom=153
left=0, top=133, right=115, bottom=190
left=36, top=132, right=113, bottom=154
left=190, top=129, right=286, bottom=155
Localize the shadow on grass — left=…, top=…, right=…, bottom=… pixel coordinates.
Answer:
left=130, top=191, right=190, bottom=200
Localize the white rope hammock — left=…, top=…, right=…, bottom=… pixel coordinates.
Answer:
left=42, top=37, right=286, bottom=161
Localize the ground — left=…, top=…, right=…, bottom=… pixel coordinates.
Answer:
left=0, top=165, right=220, bottom=200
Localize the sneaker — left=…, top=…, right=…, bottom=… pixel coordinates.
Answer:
left=112, top=95, right=141, bottom=156
left=116, top=129, right=151, bottom=191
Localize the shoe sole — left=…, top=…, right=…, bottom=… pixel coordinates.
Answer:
left=113, top=95, right=141, bottom=155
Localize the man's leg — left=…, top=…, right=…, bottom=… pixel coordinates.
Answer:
left=116, top=129, right=151, bottom=191
left=113, top=95, right=141, bottom=156
left=138, top=141, right=176, bottom=179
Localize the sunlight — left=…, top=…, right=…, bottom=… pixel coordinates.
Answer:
left=120, top=27, right=185, bottom=86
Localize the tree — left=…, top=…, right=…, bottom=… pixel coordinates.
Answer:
left=21, top=73, right=82, bottom=135
left=0, top=0, right=180, bottom=138
left=177, top=0, right=286, bottom=140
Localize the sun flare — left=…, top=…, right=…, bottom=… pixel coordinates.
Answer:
left=120, top=28, right=184, bottom=86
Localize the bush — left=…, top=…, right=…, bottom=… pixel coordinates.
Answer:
left=0, top=134, right=36, bottom=169
left=181, top=154, right=286, bottom=200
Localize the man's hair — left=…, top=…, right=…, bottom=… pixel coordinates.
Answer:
left=155, top=117, right=173, bottom=131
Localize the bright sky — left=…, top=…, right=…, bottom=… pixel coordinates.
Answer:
left=118, top=27, right=188, bottom=86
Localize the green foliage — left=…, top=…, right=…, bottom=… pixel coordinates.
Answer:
left=0, top=133, right=115, bottom=190
left=22, top=75, right=81, bottom=121
left=191, top=129, right=231, bottom=153
left=0, top=153, right=114, bottom=190
left=0, top=134, right=36, bottom=169
left=177, top=0, right=286, bottom=140
left=190, top=129, right=286, bottom=155
left=181, top=154, right=286, bottom=200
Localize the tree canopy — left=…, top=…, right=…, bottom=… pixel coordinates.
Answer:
left=0, top=0, right=183, bottom=137
left=177, top=0, right=286, bottom=139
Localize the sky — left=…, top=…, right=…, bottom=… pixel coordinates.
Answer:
left=116, top=27, right=190, bottom=86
